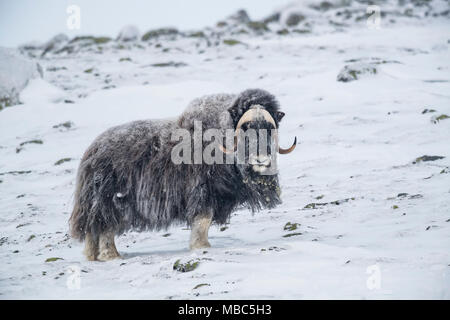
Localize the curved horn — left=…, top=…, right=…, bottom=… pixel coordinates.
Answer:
left=235, top=106, right=276, bottom=131
left=218, top=105, right=277, bottom=154
left=218, top=136, right=236, bottom=154
left=278, top=136, right=297, bottom=154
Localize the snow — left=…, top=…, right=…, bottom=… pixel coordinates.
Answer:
left=20, top=79, right=66, bottom=104
left=0, top=1, right=449, bottom=299
left=116, top=25, right=140, bottom=42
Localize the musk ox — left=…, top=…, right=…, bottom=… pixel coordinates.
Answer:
left=69, top=88, right=296, bottom=261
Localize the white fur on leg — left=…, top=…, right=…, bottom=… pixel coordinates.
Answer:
left=97, top=232, right=121, bottom=261
left=189, top=213, right=213, bottom=250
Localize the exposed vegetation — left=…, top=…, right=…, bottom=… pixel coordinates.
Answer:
left=173, top=259, right=200, bottom=273
left=141, top=28, right=178, bottom=41
left=45, top=257, right=63, bottom=262
left=223, top=39, right=243, bottom=46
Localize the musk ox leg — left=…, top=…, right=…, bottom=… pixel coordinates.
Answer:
left=83, top=233, right=99, bottom=261
left=189, top=213, right=213, bottom=250
left=97, top=232, right=121, bottom=261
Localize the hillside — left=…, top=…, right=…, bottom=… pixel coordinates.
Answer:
left=0, top=0, right=449, bottom=299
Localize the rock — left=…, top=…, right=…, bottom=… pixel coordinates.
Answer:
left=46, top=66, right=68, bottom=72
left=292, top=28, right=312, bottom=34
left=413, top=155, right=445, bottom=164
left=337, top=63, right=378, bottom=82
left=53, top=121, right=74, bottom=130
left=262, top=12, right=281, bottom=24
left=216, top=21, right=228, bottom=28
left=116, top=25, right=140, bottom=42
left=311, top=1, right=335, bottom=11
left=227, top=9, right=251, bottom=25
left=262, top=246, right=286, bottom=252
left=277, top=29, right=290, bottom=35
left=54, top=158, right=73, bottom=166
left=150, top=61, right=187, bottom=68
left=283, top=232, right=303, bottom=238
left=304, top=197, right=356, bottom=209
left=285, top=12, right=306, bottom=27
left=0, top=47, right=43, bottom=110
left=246, top=21, right=270, bottom=34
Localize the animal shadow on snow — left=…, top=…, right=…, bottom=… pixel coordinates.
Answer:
left=120, top=235, right=248, bottom=259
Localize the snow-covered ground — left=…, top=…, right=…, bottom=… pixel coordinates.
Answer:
left=1, top=1, right=449, bottom=299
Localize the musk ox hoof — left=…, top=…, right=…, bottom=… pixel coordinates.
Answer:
left=189, top=240, right=211, bottom=251
left=84, top=251, right=98, bottom=261
left=97, top=250, right=122, bottom=262
left=95, top=232, right=121, bottom=261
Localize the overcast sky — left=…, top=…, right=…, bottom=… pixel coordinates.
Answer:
left=0, top=0, right=292, bottom=47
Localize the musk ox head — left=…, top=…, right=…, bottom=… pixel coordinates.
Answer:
left=219, top=89, right=296, bottom=175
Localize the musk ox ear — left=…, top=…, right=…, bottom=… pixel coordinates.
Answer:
left=227, top=105, right=241, bottom=123
left=275, top=111, right=285, bottom=122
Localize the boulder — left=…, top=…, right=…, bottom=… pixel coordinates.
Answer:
left=337, top=62, right=378, bottom=82
left=116, top=25, right=140, bottom=42
left=0, top=47, right=43, bottom=110
left=262, top=12, right=281, bottom=24
left=227, top=9, right=251, bottom=25
left=284, top=12, right=306, bottom=27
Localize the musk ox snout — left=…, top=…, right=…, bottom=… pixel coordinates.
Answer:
left=249, top=154, right=272, bottom=173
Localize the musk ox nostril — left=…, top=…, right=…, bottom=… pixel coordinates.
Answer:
left=250, top=155, right=271, bottom=166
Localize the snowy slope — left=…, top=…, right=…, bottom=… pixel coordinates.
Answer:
left=1, top=1, right=449, bottom=299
